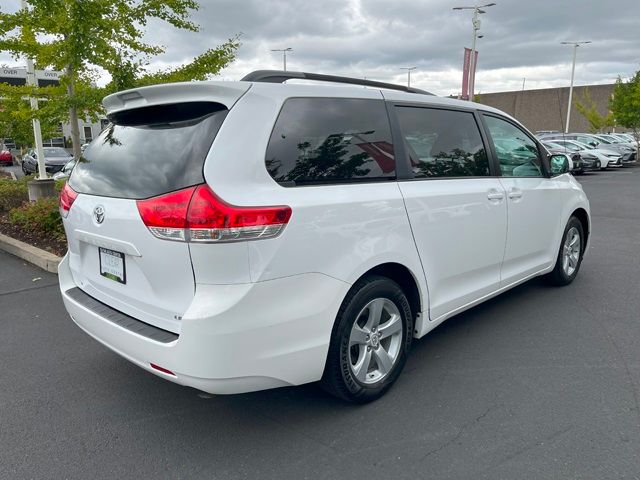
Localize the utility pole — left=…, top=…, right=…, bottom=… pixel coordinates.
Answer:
left=400, top=67, right=417, bottom=88
left=561, top=41, right=591, bottom=133
left=271, top=48, right=292, bottom=71
left=453, top=3, right=496, bottom=101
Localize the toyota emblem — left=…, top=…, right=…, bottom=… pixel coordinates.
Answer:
left=93, top=205, right=105, bottom=224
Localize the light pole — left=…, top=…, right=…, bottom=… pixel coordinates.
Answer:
left=561, top=41, right=591, bottom=133
left=271, top=47, right=292, bottom=71
left=400, top=67, right=417, bottom=87
left=453, top=3, right=496, bottom=101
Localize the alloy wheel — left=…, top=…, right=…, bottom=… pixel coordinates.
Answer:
left=348, top=298, right=403, bottom=385
left=562, top=226, right=581, bottom=276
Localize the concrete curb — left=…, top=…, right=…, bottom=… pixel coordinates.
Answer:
left=0, top=232, right=61, bottom=274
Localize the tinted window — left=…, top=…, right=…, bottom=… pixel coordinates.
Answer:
left=265, top=98, right=395, bottom=186
left=69, top=104, right=227, bottom=199
left=484, top=116, right=543, bottom=177
left=395, top=107, right=489, bottom=178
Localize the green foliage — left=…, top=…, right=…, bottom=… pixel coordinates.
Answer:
left=128, top=36, right=241, bottom=91
left=610, top=71, right=640, bottom=140
left=0, top=177, right=28, bottom=212
left=0, top=86, right=66, bottom=148
left=575, top=88, right=615, bottom=133
left=8, top=196, right=65, bottom=240
left=0, top=0, right=239, bottom=153
left=0, top=1, right=239, bottom=113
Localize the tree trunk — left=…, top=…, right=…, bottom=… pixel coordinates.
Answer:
left=65, top=65, right=82, bottom=160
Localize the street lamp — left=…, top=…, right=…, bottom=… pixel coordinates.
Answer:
left=453, top=3, right=496, bottom=101
left=400, top=67, right=417, bottom=87
left=561, top=41, right=591, bottom=133
left=271, top=47, right=293, bottom=71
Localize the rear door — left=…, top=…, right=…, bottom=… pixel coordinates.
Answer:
left=64, top=93, right=240, bottom=333
left=481, top=114, right=562, bottom=285
left=394, top=105, right=508, bottom=320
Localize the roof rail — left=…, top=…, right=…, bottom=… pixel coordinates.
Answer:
left=240, top=70, right=433, bottom=95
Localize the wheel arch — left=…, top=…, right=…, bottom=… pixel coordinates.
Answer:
left=571, top=207, right=590, bottom=249
left=353, top=262, right=424, bottom=336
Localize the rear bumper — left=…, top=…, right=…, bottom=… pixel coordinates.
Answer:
left=59, top=254, right=349, bottom=394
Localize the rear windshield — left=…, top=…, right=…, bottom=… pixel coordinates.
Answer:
left=69, top=102, right=227, bottom=199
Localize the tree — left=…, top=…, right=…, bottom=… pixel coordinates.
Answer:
left=0, top=0, right=239, bottom=158
left=575, top=88, right=615, bottom=133
left=610, top=71, right=640, bottom=154
left=0, top=84, right=67, bottom=150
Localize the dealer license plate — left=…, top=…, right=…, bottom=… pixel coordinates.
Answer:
left=99, top=247, right=126, bottom=284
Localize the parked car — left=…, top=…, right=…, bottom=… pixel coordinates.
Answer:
left=80, top=143, right=90, bottom=154
left=58, top=70, right=591, bottom=402
left=21, top=147, right=74, bottom=175
left=545, top=138, right=621, bottom=168
left=541, top=140, right=600, bottom=171
left=540, top=133, right=636, bottom=165
left=594, top=133, right=637, bottom=151
left=52, top=159, right=77, bottom=181
left=2, top=138, right=16, bottom=150
left=0, top=147, right=12, bottom=166
left=541, top=142, right=583, bottom=174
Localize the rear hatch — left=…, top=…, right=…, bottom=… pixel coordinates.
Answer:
left=62, top=83, right=249, bottom=333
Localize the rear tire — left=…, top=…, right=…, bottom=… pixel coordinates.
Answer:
left=321, top=275, right=413, bottom=403
left=545, top=216, right=584, bottom=286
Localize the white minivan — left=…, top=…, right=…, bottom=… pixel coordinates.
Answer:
left=59, top=71, right=590, bottom=402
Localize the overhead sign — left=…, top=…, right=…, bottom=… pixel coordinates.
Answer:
left=35, top=70, right=62, bottom=80
left=0, top=69, right=62, bottom=87
left=0, top=68, right=27, bottom=78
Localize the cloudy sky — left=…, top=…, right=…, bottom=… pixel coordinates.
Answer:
left=1, top=0, right=639, bottom=96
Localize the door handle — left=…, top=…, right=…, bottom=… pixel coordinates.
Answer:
left=508, top=188, right=523, bottom=199
left=487, top=190, right=504, bottom=201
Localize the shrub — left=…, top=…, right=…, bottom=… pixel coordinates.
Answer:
left=8, top=196, right=65, bottom=241
left=0, top=177, right=28, bottom=212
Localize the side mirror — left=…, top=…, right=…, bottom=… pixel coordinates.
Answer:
left=549, top=154, right=569, bottom=176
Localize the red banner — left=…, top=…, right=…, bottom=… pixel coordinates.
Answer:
left=461, top=48, right=478, bottom=100
left=461, top=47, right=471, bottom=100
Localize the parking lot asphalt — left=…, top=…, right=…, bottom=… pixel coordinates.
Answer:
left=1, top=168, right=640, bottom=480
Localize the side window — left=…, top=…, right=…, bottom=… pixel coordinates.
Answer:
left=484, top=115, right=543, bottom=177
left=265, top=98, right=395, bottom=186
left=395, top=107, right=489, bottom=178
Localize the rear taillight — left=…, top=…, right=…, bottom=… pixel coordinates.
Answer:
left=59, top=183, right=78, bottom=218
left=136, top=184, right=292, bottom=243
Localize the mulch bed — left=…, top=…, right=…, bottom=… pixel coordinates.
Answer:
left=0, top=213, right=67, bottom=257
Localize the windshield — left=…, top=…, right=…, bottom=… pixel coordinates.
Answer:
left=43, top=147, right=70, bottom=157
left=543, top=142, right=563, bottom=151
left=572, top=141, right=593, bottom=150
left=559, top=142, right=581, bottom=152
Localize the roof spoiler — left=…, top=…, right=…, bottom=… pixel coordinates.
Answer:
left=103, top=82, right=251, bottom=116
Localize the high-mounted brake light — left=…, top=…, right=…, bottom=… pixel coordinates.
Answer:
left=136, top=184, right=292, bottom=243
left=59, top=183, right=78, bottom=218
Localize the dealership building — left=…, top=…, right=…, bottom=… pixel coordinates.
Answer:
left=0, top=67, right=107, bottom=147
left=477, top=83, right=625, bottom=133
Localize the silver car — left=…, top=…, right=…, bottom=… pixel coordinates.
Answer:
left=21, top=147, right=73, bottom=175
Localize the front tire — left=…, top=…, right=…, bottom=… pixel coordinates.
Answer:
left=321, top=275, right=413, bottom=403
left=545, top=216, right=584, bottom=286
